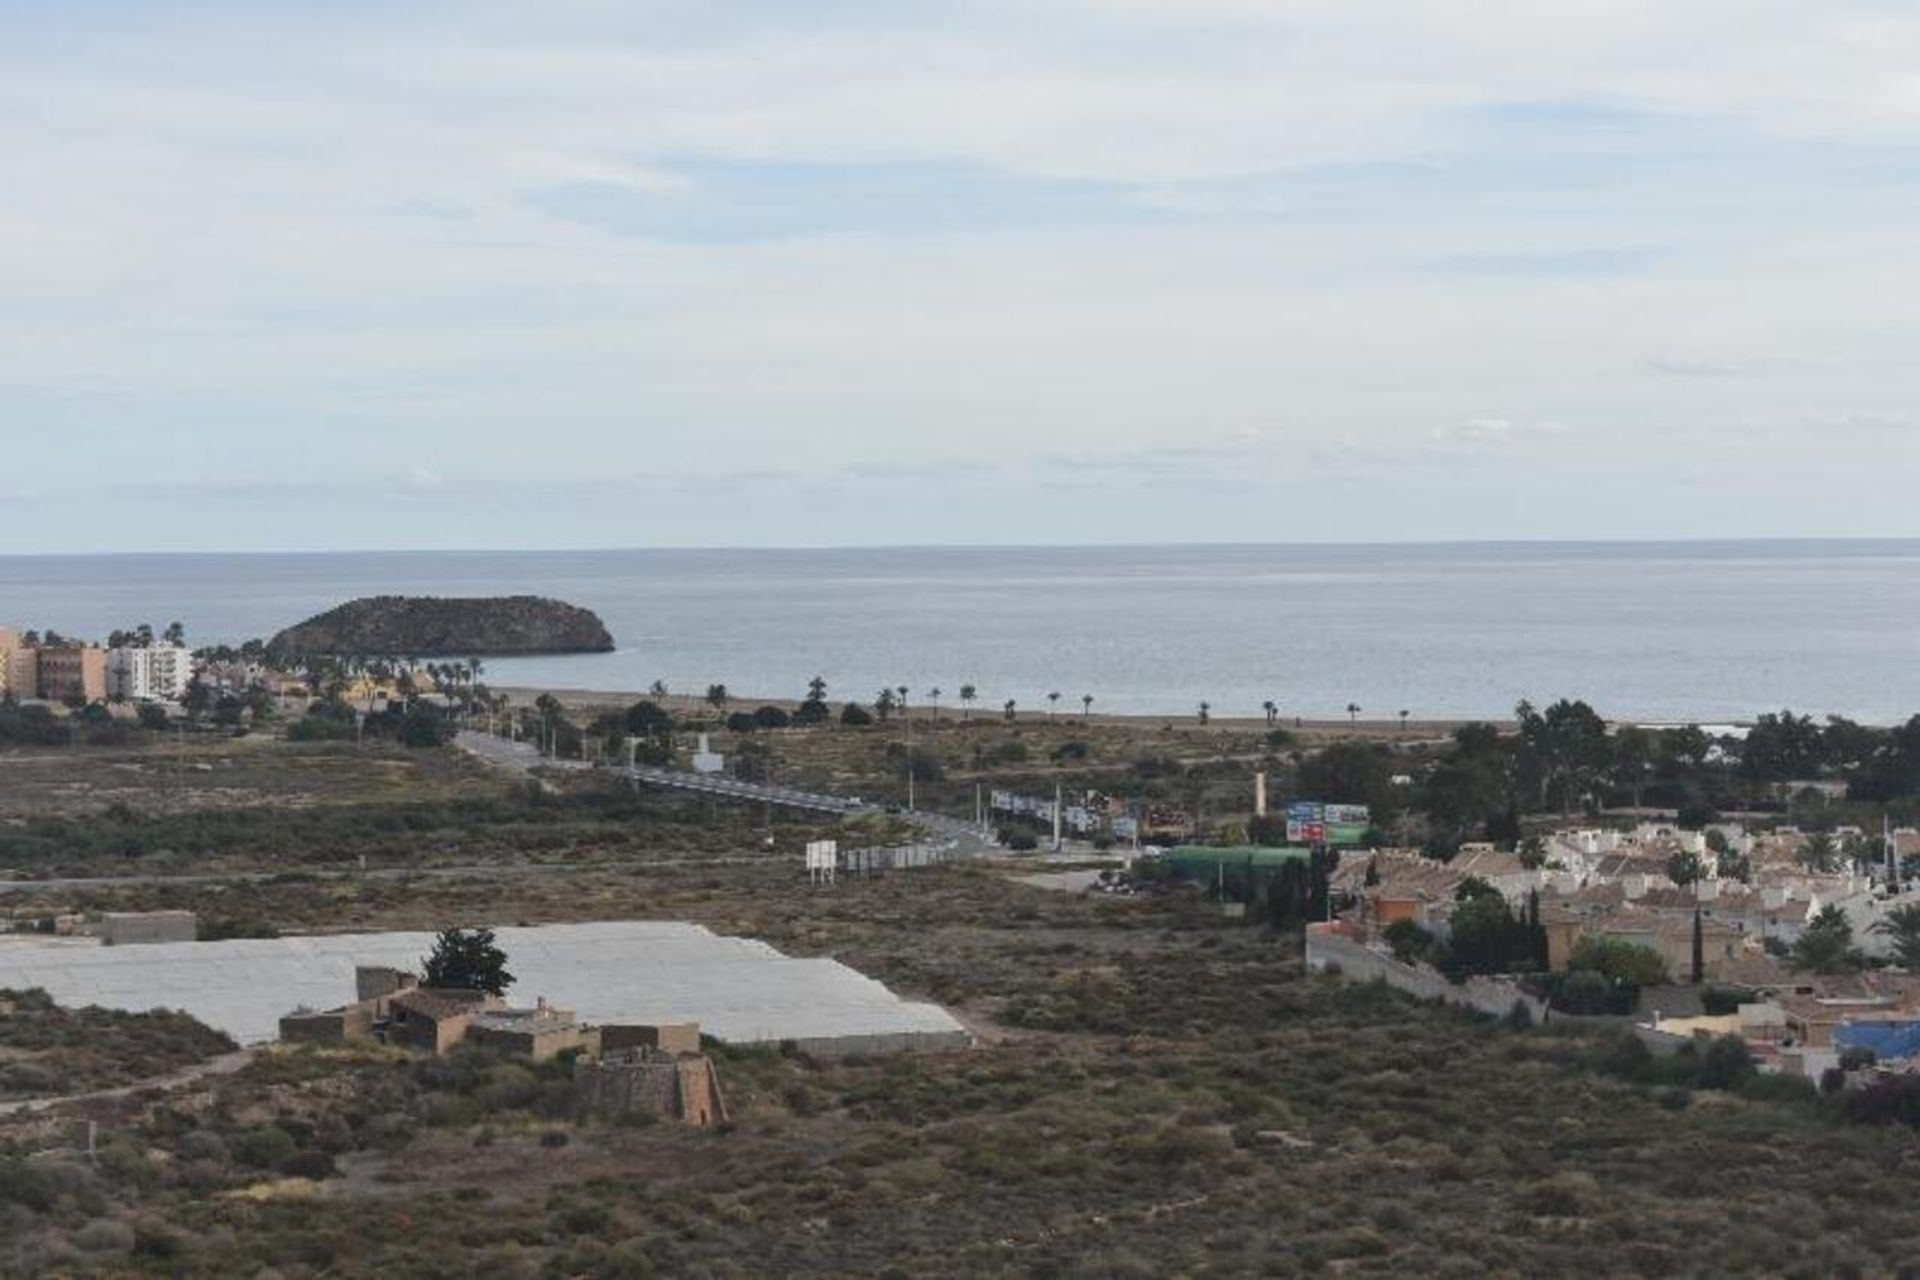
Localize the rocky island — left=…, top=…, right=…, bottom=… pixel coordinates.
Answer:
left=267, top=595, right=615, bottom=658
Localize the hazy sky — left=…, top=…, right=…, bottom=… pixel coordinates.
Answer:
left=5, top=1, right=1920, bottom=552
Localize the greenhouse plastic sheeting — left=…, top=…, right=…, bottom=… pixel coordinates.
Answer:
left=0, top=920, right=966, bottom=1047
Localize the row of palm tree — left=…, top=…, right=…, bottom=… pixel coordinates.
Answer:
left=649, top=673, right=1419, bottom=733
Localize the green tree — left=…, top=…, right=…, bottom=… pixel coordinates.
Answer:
left=1300, top=741, right=1396, bottom=812
left=1797, top=832, right=1840, bottom=873
left=705, top=683, right=730, bottom=717
left=1569, top=936, right=1669, bottom=989
left=1514, top=698, right=1610, bottom=813
left=1666, top=849, right=1704, bottom=887
left=1691, top=906, right=1705, bottom=985
left=1872, top=901, right=1920, bottom=970
left=959, top=684, right=977, bottom=720
left=1792, top=904, right=1863, bottom=973
left=793, top=677, right=830, bottom=727
left=421, top=927, right=515, bottom=995
left=1382, top=918, right=1434, bottom=965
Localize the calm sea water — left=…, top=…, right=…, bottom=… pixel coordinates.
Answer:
left=0, top=542, right=1915, bottom=722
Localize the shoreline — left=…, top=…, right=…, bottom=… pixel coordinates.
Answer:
left=493, top=686, right=1765, bottom=735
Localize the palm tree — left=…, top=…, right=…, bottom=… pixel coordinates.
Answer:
left=927, top=687, right=942, bottom=720
left=1003, top=699, right=1017, bottom=723
left=1398, top=709, right=1410, bottom=735
left=1872, top=901, right=1920, bottom=969
left=649, top=679, right=668, bottom=698
left=897, top=686, right=910, bottom=722
left=1797, top=832, right=1839, bottom=874
left=1262, top=699, right=1277, bottom=727
left=1047, top=691, right=1061, bottom=719
left=959, top=684, right=977, bottom=721
left=1346, top=702, right=1361, bottom=726
left=1197, top=700, right=1210, bottom=726
left=1081, top=694, right=1093, bottom=720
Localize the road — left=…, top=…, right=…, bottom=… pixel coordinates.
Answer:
left=456, top=731, right=999, bottom=857
left=0, top=1049, right=255, bottom=1118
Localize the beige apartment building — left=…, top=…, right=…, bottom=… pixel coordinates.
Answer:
left=35, top=645, right=107, bottom=704
left=0, top=628, right=37, bottom=700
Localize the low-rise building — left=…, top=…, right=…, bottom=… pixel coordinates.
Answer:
left=93, top=911, right=197, bottom=946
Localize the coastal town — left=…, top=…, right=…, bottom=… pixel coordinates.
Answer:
left=7, top=600, right=1920, bottom=1271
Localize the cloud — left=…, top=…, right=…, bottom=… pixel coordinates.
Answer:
left=1429, top=418, right=1564, bottom=448
left=6, top=3, right=1920, bottom=549
left=1644, top=353, right=1766, bottom=379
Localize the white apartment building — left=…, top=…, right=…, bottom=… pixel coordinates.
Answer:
left=106, top=644, right=195, bottom=702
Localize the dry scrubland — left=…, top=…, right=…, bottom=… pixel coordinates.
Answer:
left=6, top=869, right=1920, bottom=1276
left=5, top=731, right=1920, bottom=1274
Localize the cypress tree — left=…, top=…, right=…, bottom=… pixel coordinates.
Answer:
left=1691, top=905, right=1705, bottom=985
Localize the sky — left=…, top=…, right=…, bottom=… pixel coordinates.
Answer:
left=5, top=0, right=1920, bottom=552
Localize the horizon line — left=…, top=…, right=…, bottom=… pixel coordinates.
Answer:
left=5, top=534, right=1920, bottom=560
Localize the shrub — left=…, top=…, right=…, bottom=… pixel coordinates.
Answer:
left=71, top=1220, right=135, bottom=1254
left=1382, top=919, right=1435, bottom=966
left=840, top=703, right=874, bottom=727
left=279, top=1150, right=337, bottom=1180
left=0, top=1158, right=56, bottom=1211
left=1552, top=969, right=1616, bottom=1015
left=230, top=1126, right=298, bottom=1170
left=1695, top=1035, right=1756, bottom=1089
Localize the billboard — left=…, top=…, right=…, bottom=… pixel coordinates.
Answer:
left=1284, top=800, right=1370, bottom=846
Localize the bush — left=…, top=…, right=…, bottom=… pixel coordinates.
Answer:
left=1695, top=1035, right=1756, bottom=1090
left=71, top=1220, right=134, bottom=1255
left=1701, top=986, right=1752, bottom=1016
left=1003, top=829, right=1039, bottom=852
left=840, top=703, right=874, bottom=727
left=1382, top=919, right=1435, bottom=966
left=979, top=739, right=1030, bottom=766
left=1552, top=969, right=1619, bottom=1015
left=279, top=1150, right=337, bottom=1180
left=231, top=1126, right=298, bottom=1170
left=0, top=1158, right=57, bottom=1211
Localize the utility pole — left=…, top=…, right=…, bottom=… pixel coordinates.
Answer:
left=1052, top=780, right=1063, bottom=852
left=903, top=689, right=915, bottom=812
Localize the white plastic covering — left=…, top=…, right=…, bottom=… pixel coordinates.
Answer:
left=0, top=920, right=964, bottom=1046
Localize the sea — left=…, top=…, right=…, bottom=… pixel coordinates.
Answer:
left=1, top=541, right=1916, bottom=723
